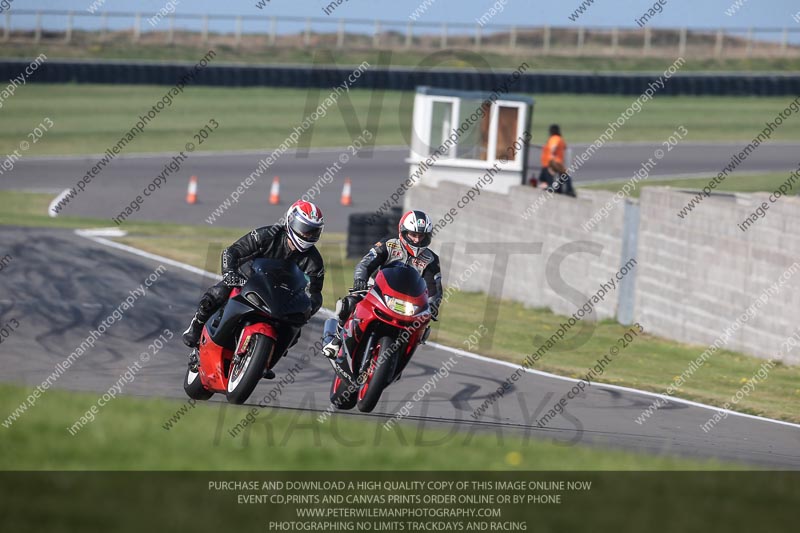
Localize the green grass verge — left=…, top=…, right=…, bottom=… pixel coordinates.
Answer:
left=581, top=171, right=798, bottom=198
left=2, top=190, right=798, bottom=425
left=5, top=41, right=800, bottom=71
left=3, top=85, right=800, bottom=156
left=0, top=384, right=734, bottom=470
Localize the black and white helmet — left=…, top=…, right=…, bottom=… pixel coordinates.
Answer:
left=398, top=210, right=433, bottom=257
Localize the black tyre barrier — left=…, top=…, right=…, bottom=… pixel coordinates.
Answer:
left=3, top=59, right=799, bottom=96
left=347, top=212, right=397, bottom=258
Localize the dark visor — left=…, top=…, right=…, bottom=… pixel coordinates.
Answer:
left=290, top=217, right=322, bottom=242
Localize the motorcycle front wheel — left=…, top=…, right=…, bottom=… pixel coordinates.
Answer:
left=329, top=372, right=358, bottom=411
left=226, top=334, right=273, bottom=404
left=356, top=336, right=398, bottom=413
left=183, top=360, right=214, bottom=400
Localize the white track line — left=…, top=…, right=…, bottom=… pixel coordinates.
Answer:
left=75, top=229, right=220, bottom=281
left=75, top=229, right=800, bottom=431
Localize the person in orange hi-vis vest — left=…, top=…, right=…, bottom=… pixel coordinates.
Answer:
left=533, top=124, right=576, bottom=197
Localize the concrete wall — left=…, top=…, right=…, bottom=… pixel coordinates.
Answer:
left=406, top=181, right=629, bottom=322
left=406, top=181, right=800, bottom=364
left=636, top=188, right=800, bottom=365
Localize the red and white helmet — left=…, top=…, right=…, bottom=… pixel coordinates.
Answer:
left=398, top=210, right=433, bottom=257
left=286, top=200, right=324, bottom=251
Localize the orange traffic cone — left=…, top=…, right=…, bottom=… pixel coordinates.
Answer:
left=186, top=175, right=198, bottom=204
left=340, top=177, right=352, bottom=206
left=269, top=176, right=281, bottom=205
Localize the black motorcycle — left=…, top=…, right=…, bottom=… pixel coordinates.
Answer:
left=184, top=258, right=311, bottom=404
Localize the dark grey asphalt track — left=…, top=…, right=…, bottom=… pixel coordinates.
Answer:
left=1, top=227, right=798, bottom=468
left=1, top=142, right=797, bottom=232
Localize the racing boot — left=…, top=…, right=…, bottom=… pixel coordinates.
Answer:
left=322, top=336, right=341, bottom=360
left=321, top=317, right=342, bottom=359
left=182, top=314, right=205, bottom=348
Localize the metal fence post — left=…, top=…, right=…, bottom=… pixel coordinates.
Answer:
left=475, top=24, right=481, bottom=50
left=168, top=14, right=174, bottom=44
left=34, top=11, right=41, bottom=43
left=101, top=12, right=108, bottom=39
left=611, top=26, right=618, bottom=54
left=781, top=27, right=788, bottom=56
left=304, top=17, right=311, bottom=47
left=235, top=15, right=242, bottom=47
left=405, top=21, right=413, bottom=48
left=2, top=12, right=9, bottom=42
left=202, top=14, right=208, bottom=44
left=714, top=28, right=723, bottom=58
left=337, top=19, right=344, bottom=49
left=133, top=13, right=141, bottom=42
left=269, top=16, right=276, bottom=46
left=577, top=26, right=584, bottom=53
left=678, top=26, right=686, bottom=57
left=543, top=24, right=550, bottom=54
left=745, top=27, right=753, bottom=57
left=373, top=19, right=380, bottom=48
left=440, top=22, right=447, bottom=48
left=510, top=25, right=516, bottom=50
left=643, top=26, right=651, bottom=55
left=65, top=11, right=73, bottom=43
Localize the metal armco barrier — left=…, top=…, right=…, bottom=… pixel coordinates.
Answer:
left=2, top=59, right=799, bottom=96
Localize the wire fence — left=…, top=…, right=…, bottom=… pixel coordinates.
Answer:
left=3, top=9, right=800, bottom=59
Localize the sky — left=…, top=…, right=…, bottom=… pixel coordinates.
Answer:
left=11, top=0, right=800, bottom=38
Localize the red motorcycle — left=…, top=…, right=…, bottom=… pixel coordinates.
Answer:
left=325, top=263, right=432, bottom=413
left=183, top=259, right=311, bottom=404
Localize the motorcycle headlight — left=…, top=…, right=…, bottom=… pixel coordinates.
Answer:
left=383, top=295, right=417, bottom=316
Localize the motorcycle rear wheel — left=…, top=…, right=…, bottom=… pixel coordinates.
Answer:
left=226, top=334, right=273, bottom=405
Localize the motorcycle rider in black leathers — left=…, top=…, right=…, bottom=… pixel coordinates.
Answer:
left=322, top=210, right=442, bottom=359
left=182, top=200, right=325, bottom=376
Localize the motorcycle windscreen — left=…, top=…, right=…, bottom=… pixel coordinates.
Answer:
left=248, top=258, right=311, bottom=320
left=377, top=264, right=427, bottom=298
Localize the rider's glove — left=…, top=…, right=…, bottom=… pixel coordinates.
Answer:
left=352, top=279, right=368, bottom=292
left=223, top=271, right=247, bottom=287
